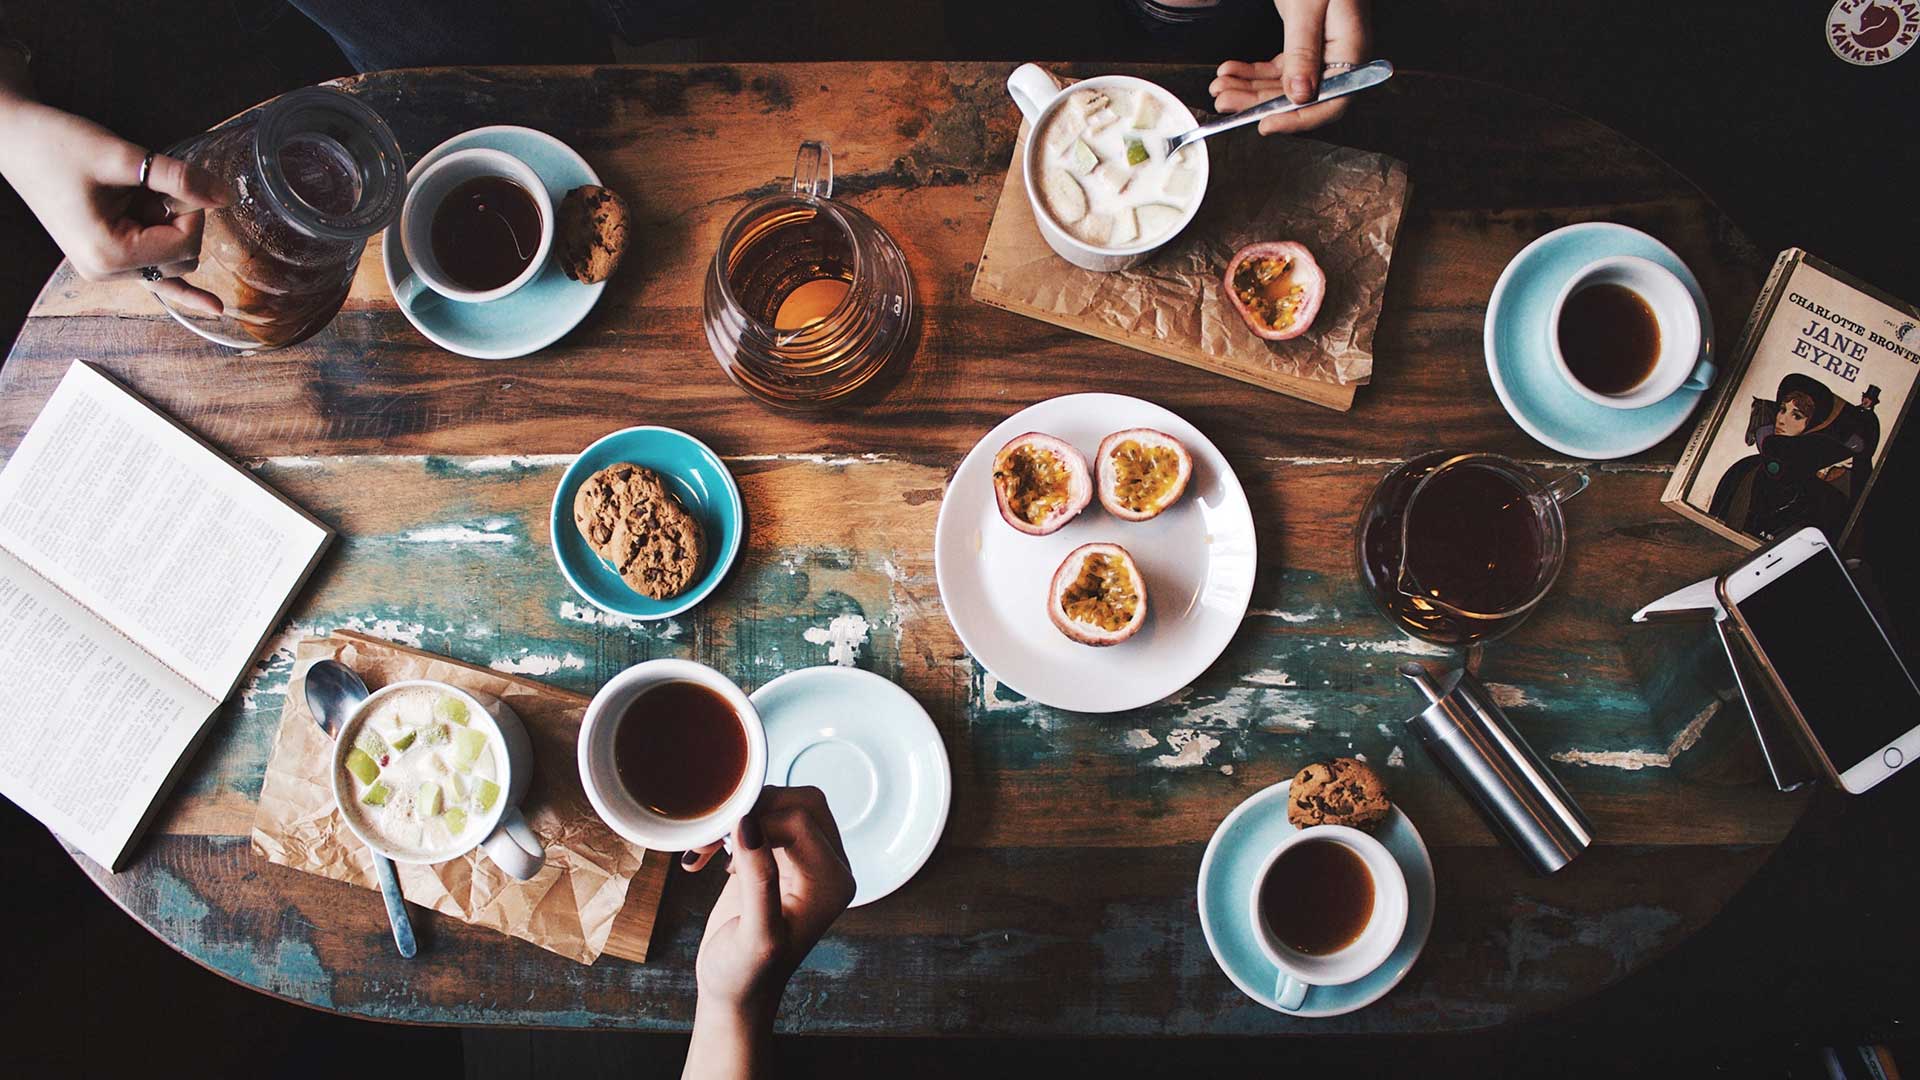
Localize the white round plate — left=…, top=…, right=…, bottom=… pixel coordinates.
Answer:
left=750, top=666, right=951, bottom=907
left=933, top=393, right=1257, bottom=714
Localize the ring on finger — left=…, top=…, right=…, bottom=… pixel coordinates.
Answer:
left=137, top=151, right=157, bottom=190
left=1323, top=61, right=1357, bottom=73
left=139, top=266, right=163, bottom=282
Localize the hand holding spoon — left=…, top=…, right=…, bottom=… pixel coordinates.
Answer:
left=305, top=659, right=418, bottom=959
left=1159, top=59, right=1394, bottom=159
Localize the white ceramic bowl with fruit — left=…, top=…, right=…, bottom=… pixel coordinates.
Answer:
left=330, top=679, right=547, bottom=880
left=1007, top=63, right=1210, bottom=272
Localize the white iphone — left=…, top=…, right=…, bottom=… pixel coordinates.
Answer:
left=1719, top=526, right=1920, bottom=794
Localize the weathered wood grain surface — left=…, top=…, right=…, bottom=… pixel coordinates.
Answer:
left=0, top=62, right=1803, bottom=1034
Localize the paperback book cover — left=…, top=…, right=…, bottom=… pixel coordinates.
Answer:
left=1663, top=249, right=1920, bottom=550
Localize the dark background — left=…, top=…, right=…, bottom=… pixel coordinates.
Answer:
left=1, top=2, right=1917, bottom=1077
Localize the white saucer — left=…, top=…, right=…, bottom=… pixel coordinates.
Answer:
left=932, top=393, right=1258, bottom=714
left=749, top=666, right=951, bottom=907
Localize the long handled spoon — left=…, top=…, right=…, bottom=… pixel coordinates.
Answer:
left=305, top=659, right=418, bottom=959
left=1159, top=59, right=1395, bottom=159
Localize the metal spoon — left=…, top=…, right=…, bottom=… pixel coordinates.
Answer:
left=1159, top=59, right=1395, bottom=159
left=305, top=659, right=418, bottom=959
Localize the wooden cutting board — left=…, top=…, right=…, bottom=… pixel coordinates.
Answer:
left=972, top=121, right=1411, bottom=412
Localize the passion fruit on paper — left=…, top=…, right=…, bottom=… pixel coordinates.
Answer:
left=1049, top=542, right=1147, bottom=646
left=993, top=432, right=1091, bottom=536
left=1225, top=240, right=1326, bottom=341
left=1096, top=428, right=1192, bottom=521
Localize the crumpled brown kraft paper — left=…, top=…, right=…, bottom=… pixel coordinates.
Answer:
left=249, top=632, right=666, bottom=965
left=973, top=97, right=1409, bottom=398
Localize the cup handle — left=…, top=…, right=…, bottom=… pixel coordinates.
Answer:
left=1682, top=356, right=1717, bottom=393
left=1007, top=63, right=1062, bottom=129
left=481, top=806, right=546, bottom=881
left=1544, top=469, right=1590, bottom=505
left=792, top=140, right=833, bottom=201
left=1274, top=971, right=1308, bottom=1011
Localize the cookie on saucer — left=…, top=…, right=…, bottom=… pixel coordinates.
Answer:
left=557, top=185, right=628, bottom=284
left=573, top=463, right=704, bottom=600
left=1287, top=757, right=1390, bottom=832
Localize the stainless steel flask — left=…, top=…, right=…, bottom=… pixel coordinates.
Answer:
left=1401, top=662, right=1594, bottom=874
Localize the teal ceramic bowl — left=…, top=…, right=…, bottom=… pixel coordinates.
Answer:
left=550, top=427, right=744, bottom=621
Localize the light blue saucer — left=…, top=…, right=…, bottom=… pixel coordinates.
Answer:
left=1197, top=780, right=1435, bottom=1018
left=382, top=125, right=608, bottom=359
left=751, top=666, right=951, bottom=907
left=1484, top=222, right=1716, bottom=460
left=549, top=427, right=744, bottom=621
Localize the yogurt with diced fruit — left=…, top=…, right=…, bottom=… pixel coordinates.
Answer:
left=337, top=685, right=502, bottom=861
left=1035, top=84, right=1202, bottom=250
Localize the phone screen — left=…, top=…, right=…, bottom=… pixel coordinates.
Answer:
left=1739, top=548, right=1920, bottom=769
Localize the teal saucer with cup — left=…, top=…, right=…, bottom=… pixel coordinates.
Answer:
left=382, top=125, right=608, bottom=359
left=549, top=427, right=744, bottom=621
left=1197, top=779, right=1435, bottom=1018
left=1484, top=222, right=1716, bottom=460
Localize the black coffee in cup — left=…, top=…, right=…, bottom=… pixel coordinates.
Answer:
left=1557, top=282, right=1662, bottom=394
left=1258, top=838, right=1375, bottom=955
left=613, top=680, right=749, bottom=819
left=430, top=175, right=543, bottom=292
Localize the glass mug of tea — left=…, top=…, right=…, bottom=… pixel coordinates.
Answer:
left=394, top=148, right=554, bottom=306
left=1550, top=255, right=1711, bottom=409
left=577, top=659, right=768, bottom=851
left=1251, top=825, right=1409, bottom=1010
left=1355, top=450, right=1590, bottom=646
left=702, top=140, right=917, bottom=410
left=158, top=86, right=407, bottom=350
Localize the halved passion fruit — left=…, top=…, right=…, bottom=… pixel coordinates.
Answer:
left=1224, top=240, right=1326, bottom=341
left=992, top=432, right=1092, bottom=536
left=1096, top=428, right=1192, bottom=521
left=1049, top=542, right=1147, bottom=646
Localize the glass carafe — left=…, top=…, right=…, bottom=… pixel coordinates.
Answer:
left=160, top=86, right=406, bottom=350
left=702, top=142, right=916, bottom=409
left=1355, top=451, right=1588, bottom=646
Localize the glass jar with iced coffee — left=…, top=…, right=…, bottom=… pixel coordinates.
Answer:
left=159, top=87, right=406, bottom=349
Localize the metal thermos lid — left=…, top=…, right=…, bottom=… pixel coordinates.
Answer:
left=1401, top=663, right=1594, bottom=875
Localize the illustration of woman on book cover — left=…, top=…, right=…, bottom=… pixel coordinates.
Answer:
left=1709, top=372, right=1880, bottom=541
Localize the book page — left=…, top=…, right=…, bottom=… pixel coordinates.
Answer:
left=0, top=546, right=211, bottom=870
left=0, top=362, right=329, bottom=699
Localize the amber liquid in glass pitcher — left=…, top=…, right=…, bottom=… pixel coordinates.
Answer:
left=703, top=142, right=916, bottom=409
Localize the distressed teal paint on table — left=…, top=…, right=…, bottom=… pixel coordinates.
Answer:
left=0, top=62, right=1808, bottom=1034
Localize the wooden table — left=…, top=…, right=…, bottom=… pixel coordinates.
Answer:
left=0, top=62, right=1808, bottom=1034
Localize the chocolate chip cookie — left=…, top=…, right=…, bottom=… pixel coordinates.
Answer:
left=1287, top=757, right=1391, bottom=832
left=573, top=463, right=705, bottom=600
left=557, top=184, right=628, bottom=284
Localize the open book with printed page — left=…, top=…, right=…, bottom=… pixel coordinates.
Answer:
left=0, top=361, right=332, bottom=870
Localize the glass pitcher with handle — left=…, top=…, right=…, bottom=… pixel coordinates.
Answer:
left=1355, top=451, right=1589, bottom=646
left=158, top=86, right=407, bottom=350
left=702, top=141, right=916, bottom=409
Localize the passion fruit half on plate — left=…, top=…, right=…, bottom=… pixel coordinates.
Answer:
left=992, top=432, right=1092, bottom=536
left=1049, top=542, right=1148, bottom=646
left=1225, top=240, right=1326, bottom=341
left=1096, top=428, right=1192, bottom=521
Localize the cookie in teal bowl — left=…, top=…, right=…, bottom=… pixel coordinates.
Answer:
left=550, top=427, right=744, bottom=621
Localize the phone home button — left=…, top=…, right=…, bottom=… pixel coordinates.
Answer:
left=1886, top=747, right=1904, bottom=770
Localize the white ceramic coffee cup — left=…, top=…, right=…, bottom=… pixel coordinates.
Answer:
left=1548, top=255, right=1712, bottom=409
left=1006, top=63, right=1210, bottom=273
left=329, top=679, right=547, bottom=881
left=577, top=659, right=768, bottom=852
left=1250, top=824, right=1408, bottom=1010
left=394, top=147, right=553, bottom=307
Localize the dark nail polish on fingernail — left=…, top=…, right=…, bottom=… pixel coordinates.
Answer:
left=680, top=851, right=700, bottom=869
left=739, top=815, right=762, bottom=851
